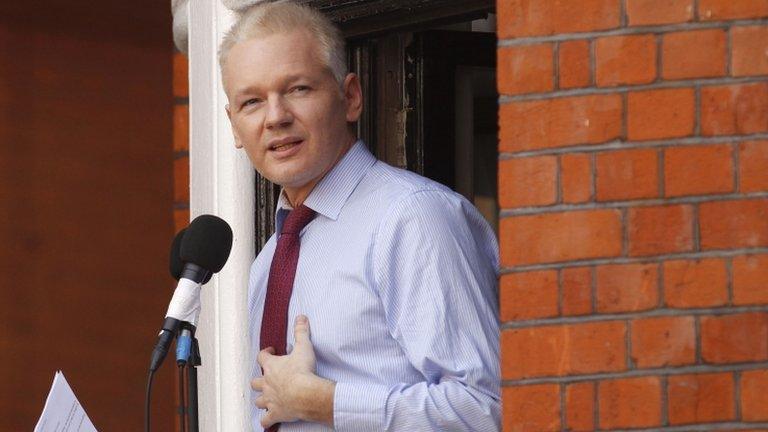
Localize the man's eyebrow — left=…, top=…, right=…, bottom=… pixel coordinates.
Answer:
left=234, top=85, right=262, bottom=98
left=234, top=74, right=314, bottom=97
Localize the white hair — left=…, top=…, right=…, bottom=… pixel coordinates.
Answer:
left=219, top=0, right=348, bottom=86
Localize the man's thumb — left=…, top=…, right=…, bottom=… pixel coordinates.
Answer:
left=294, top=314, right=311, bottom=345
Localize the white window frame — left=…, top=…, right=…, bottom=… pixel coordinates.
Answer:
left=188, top=2, right=254, bottom=430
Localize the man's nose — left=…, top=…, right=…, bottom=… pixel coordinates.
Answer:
left=264, top=96, right=293, bottom=129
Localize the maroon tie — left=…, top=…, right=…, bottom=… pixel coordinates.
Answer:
left=260, top=204, right=316, bottom=432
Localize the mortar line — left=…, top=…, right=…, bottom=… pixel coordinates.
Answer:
left=501, top=362, right=768, bottom=387
left=500, top=304, right=768, bottom=329
left=692, top=203, right=701, bottom=252
left=499, top=191, right=768, bottom=217
left=694, top=85, right=702, bottom=136
left=695, top=315, right=703, bottom=364
left=733, top=142, right=740, bottom=192
left=658, top=147, right=666, bottom=197
left=500, top=247, right=768, bottom=274
left=498, top=132, right=768, bottom=159
left=498, top=75, right=767, bottom=103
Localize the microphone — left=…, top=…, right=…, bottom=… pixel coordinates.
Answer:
left=169, top=228, right=208, bottom=365
left=149, top=215, right=233, bottom=372
left=169, top=227, right=212, bottom=285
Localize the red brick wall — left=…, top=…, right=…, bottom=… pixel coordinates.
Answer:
left=497, top=0, right=768, bottom=430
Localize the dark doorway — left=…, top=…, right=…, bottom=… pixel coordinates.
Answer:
left=256, top=1, right=498, bottom=246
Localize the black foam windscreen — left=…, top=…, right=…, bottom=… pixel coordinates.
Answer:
left=179, top=214, right=233, bottom=273
left=170, top=227, right=214, bottom=284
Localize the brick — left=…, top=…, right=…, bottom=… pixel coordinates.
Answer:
left=173, top=104, right=189, bottom=152
left=664, top=144, right=734, bottom=197
left=561, top=153, right=592, bottom=203
left=701, top=82, right=768, bottom=136
left=626, top=0, right=694, bottom=25
left=741, top=369, right=768, bottom=421
left=501, top=321, right=625, bottom=379
left=500, top=209, right=622, bottom=266
left=668, top=373, right=735, bottom=424
left=663, top=29, right=727, bottom=79
left=732, top=26, right=768, bottom=77
left=565, top=382, right=595, bottom=431
left=599, top=377, right=662, bottom=429
left=562, top=267, right=592, bottom=316
left=699, top=198, right=768, bottom=250
left=552, top=0, right=622, bottom=34
left=558, top=40, right=591, bottom=89
left=498, top=44, right=554, bottom=95
left=500, top=271, right=559, bottom=321
left=500, top=94, right=622, bottom=152
left=701, top=312, right=768, bottom=363
left=698, top=0, right=768, bottom=20
left=595, top=148, right=659, bottom=201
left=663, top=258, right=729, bottom=308
left=596, top=263, right=659, bottom=313
left=173, top=52, right=188, bottom=98
left=628, top=88, right=695, bottom=140
left=502, top=384, right=560, bottom=432
left=740, top=140, right=768, bottom=192
left=733, top=254, right=768, bottom=305
left=173, top=209, right=190, bottom=232
left=631, top=316, right=696, bottom=368
left=628, top=205, right=695, bottom=256
left=497, top=0, right=620, bottom=39
left=173, top=156, right=189, bottom=203
left=596, top=34, right=657, bottom=86
left=499, top=156, right=557, bottom=208
left=497, top=0, right=552, bottom=38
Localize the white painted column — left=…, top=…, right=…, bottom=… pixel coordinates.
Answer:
left=188, top=2, right=254, bottom=430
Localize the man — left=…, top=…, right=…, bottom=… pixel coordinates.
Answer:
left=220, top=2, right=500, bottom=430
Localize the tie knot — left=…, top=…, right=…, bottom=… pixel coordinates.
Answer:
left=281, top=204, right=316, bottom=235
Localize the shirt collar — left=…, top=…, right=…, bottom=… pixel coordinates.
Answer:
left=275, top=139, right=376, bottom=231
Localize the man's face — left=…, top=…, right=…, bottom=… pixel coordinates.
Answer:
left=223, top=30, right=361, bottom=192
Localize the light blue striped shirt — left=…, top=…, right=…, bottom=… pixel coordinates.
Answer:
left=248, top=140, right=500, bottom=431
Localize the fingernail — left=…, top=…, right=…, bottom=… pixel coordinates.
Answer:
left=297, top=315, right=307, bottom=324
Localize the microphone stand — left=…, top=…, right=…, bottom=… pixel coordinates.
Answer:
left=175, top=321, right=200, bottom=432
left=187, top=329, right=202, bottom=432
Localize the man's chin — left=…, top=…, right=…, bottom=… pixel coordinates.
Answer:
left=264, top=172, right=314, bottom=190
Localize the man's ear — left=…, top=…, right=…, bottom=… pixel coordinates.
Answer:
left=225, top=104, right=244, bottom=149
left=343, top=73, right=363, bottom=123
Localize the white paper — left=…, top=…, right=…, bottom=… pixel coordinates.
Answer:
left=34, top=371, right=98, bottom=432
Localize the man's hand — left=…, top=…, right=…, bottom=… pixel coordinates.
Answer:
left=252, top=315, right=335, bottom=428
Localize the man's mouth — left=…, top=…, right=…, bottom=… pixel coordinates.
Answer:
left=269, top=139, right=303, bottom=152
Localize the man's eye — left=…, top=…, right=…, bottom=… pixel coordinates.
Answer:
left=291, top=86, right=310, bottom=93
left=242, top=98, right=261, bottom=108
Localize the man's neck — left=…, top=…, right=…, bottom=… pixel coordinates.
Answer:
left=283, top=136, right=357, bottom=208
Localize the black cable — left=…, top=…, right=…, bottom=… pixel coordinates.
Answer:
left=178, top=365, right=187, bottom=432
left=145, top=370, right=155, bottom=432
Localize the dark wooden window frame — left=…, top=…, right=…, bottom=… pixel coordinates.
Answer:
left=255, top=0, right=495, bottom=248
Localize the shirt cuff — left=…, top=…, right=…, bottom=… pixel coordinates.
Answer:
left=333, top=382, right=390, bottom=432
